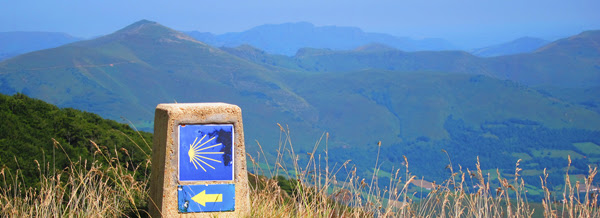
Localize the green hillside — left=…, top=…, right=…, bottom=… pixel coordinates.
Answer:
left=0, top=93, right=152, bottom=187
left=537, top=86, right=600, bottom=114
left=1, top=20, right=599, bottom=191
left=482, top=30, right=600, bottom=88
left=0, top=20, right=321, bottom=150
left=288, top=70, right=600, bottom=146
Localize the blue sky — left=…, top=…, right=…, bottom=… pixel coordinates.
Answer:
left=1, top=0, right=598, bottom=48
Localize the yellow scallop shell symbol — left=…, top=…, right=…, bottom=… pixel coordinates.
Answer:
left=188, top=135, right=224, bottom=172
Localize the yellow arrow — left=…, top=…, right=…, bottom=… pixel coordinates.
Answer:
left=191, top=190, right=223, bottom=206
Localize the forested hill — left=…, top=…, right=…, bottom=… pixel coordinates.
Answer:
left=0, top=93, right=152, bottom=187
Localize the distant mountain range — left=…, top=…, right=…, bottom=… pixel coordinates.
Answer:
left=185, top=22, right=456, bottom=56
left=1, top=22, right=556, bottom=60
left=221, top=30, right=600, bottom=88
left=0, top=31, right=82, bottom=61
left=1, top=20, right=599, bottom=188
left=470, top=37, right=549, bottom=57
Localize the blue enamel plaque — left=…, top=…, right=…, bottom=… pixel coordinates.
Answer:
left=178, top=184, right=235, bottom=213
left=179, top=124, right=234, bottom=181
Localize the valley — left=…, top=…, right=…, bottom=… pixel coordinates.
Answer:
left=0, top=20, right=599, bottom=200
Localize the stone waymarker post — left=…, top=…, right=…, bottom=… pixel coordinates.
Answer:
left=149, top=103, right=250, bottom=217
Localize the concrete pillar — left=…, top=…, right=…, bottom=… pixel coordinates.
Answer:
left=149, top=103, right=250, bottom=217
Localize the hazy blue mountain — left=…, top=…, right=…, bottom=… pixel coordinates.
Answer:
left=0, top=31, right=82, bottom=61
left=487, top=30, right=600, bottom=88
left=534, top=30, right=600, bottom=56
left=470, top=37, right=549, bottom=57
left=184, top=31, right=220, bottom=46
left=185, top=22, right=456, bottom=56
left=222, top=30, right=599, bottom=88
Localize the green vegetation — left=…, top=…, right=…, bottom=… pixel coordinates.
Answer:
left=531, top=149, right=585, bottom=159
left=365, top=116, right=600, bottom=200
left=0, top=139, right=149, bottom=217
left=574, top=142, right=600, bottom=155
left=0, top=93, right=152, bottom=188
left=512, top=152, right=534, bottom=161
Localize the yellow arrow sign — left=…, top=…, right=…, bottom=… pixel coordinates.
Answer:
left=191, top=190, right=223, bottom=206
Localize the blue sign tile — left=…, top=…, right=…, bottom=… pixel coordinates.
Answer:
left=178, top=184, right=235, bottom=213
left=179, top=124, right=234, bottom=181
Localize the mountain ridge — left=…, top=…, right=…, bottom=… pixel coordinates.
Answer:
left=534, top=30, right=600, bottom=55
left=0, top=31, right=82, bottom=61
left=185, top=22, right=456, bottom=56
left=470, top=37, right=549, bottom=57
left=220, top=30, right=599, bottom=88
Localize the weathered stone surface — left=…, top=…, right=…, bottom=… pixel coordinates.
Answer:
left=149, top=103, right=250, bottom=217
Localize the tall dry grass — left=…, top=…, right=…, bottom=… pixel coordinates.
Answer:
left=0, top=138, right=150, bottom=217
left=0, top=125, right=597, bottom=217
left=540, top=156, right=598, bottom=217
left=247, top=124, right=599, bottom=218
